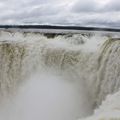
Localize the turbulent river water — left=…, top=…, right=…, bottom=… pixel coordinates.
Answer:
left=0, top=30, right=120, bottom=120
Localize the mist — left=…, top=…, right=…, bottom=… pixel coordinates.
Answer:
left=0, top=69, right=93, bottom=120
left=0, top=30, right=119, bottom=120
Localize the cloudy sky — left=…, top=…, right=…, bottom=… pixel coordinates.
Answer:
left=0, top=0, right=120, bottom=27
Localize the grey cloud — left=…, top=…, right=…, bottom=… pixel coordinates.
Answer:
left=102, top=0, right=120, bottom=12
left=0, top=0, right=63, bottom=22
left=71, top=0, right=98, bottom=13
left=71, top=0, right=120, bottom=13
left=0, top=0, right=119, bottom=28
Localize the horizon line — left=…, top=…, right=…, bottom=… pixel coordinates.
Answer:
left=0, top=25, right=120, bottom=32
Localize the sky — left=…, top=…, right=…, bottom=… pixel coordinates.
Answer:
left=0, top=0, right=120, bottom=27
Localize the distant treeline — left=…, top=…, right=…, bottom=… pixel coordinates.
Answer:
left=0, top=25, right=120, bottom=32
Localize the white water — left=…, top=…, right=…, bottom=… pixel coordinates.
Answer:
left=0, top=30, right=120, bottom=120
left=0, top=31, right=96, bottom=120
left=0, top=71, right=93, bottom=120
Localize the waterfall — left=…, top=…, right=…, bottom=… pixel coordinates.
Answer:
left=81, top=38, right=120, bottom=120
left=0, top=30, right=120, bottom=120
left=94, top=39, right=120, bottom=105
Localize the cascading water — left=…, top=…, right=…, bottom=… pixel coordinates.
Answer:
left=0, top=30, right=120, bottom=120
